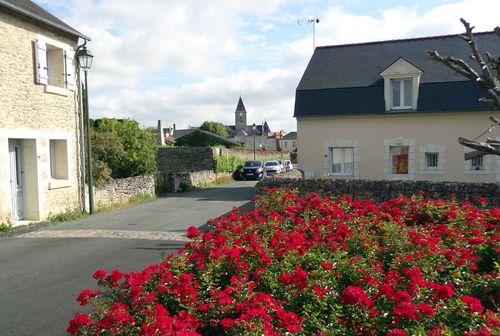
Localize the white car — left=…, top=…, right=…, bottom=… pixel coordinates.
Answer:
left=264, top=161, right=282, bottom=175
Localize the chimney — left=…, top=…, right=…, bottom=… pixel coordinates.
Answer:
left=157, top=120, right=165, bottom=146
left=173, top=123, right=176, bottom=131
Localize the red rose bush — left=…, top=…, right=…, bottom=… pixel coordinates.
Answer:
left=68, top=188, right=499, bottom=335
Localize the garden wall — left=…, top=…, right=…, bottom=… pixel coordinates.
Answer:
left=94, top=175, right=155, bottom=206
left=155, top=171, right=232, bottom=194
left=256, top=178, right=500, bottom=206
left=157, top=147, right=290, bottom=174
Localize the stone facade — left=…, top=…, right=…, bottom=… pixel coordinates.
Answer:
left=94, top=175, right=155, bottom=207
left=256, top=178, right=500, bottom=206
left=0, top=8, right=83, bottom=222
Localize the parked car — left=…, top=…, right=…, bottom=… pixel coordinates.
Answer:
left=240, top=160, right=265, bottom=180
left=284, top=160, right=293, bottom=172
left=264, top=160, right=282, bottom=175
left=277, top=160, right=285, bottom=172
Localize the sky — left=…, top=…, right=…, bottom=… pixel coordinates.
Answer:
left=36, top=0, right=500, bottom=132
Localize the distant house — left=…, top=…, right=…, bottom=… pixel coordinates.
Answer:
left=0, top=0, right=88, bottom=222
left=295, top=32, right=500, bottom=182
left=174, top=129, right=240, bottom=148
left=280, top=132, right=297, bottom=152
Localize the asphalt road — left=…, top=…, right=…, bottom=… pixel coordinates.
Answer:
left=0, top=181, right=256, bottom=336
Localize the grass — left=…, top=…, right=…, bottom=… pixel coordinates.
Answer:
left=0, top=220, right=12, bottom=232
left=196, top=175, right=235, bottom=189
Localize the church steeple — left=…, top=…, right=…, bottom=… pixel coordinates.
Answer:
left=235, top=96, right=247, bottom=131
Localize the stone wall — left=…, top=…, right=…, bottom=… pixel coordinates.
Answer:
left=157, top=147, right=290, bottom=175
left=256, top=178, right=500, bottom=206
left=155, top=171, right=231, bottom=194
left=157, top=147, right=216, bottom=173
left=94, top=175, right=155, bottom=207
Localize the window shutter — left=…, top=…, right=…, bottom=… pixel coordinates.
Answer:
left=35, top=40, right=48, bottom=84
left=64, top=50, right=76, bottom=91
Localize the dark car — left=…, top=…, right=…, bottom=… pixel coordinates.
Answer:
left=240, top=160, right=265, bottom=180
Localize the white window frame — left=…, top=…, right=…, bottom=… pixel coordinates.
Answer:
left=35, top=36, right=75, bottom=96
left=323, top=139, right=359, bottom=179
left=329, top=147, right=354, bottom=176
left=390, top=78, right=413, bottom=110
left=419, top=144, right=445, bottom=175
left=464, top=147, right=492, bottom=175
left=384, top=138, right=415, bottom=180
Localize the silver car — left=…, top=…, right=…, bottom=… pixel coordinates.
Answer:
left=264, top=160, right=281, bottom=175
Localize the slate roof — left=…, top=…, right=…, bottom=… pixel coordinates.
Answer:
left=282, top=131, right=297, bottom=140
left=227, top=122, right=271, bottom=137
left=175, top=129, right=240, bottom=147
left=0, top=0, right=89, bottom=39
left=295, top=31, right=499, bottom=117
left=235, top=97, right=246, bottom=112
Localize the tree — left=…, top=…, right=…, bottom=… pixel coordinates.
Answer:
left=199, top=121, right=229, bottom=137
left=91, top=119, right=157, bottom=181
left=428, top=18, right=500, bottom=158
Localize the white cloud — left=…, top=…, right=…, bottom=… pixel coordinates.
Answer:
left=39, top=0, right=500, bottom=132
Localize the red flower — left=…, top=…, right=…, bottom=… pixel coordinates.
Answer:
left=92, top=269, right=106, bottom=280
left=67, top=313, right=93, bottom=334
left=187, top=226, right=201, bottom=238
left=417, top=303, right=436, bottom=317
left=388, top=329, right=408, bottom=336
left=461, top=295, right=484, bottom=313
left=339, top=285, right=370, bottom=306
left=76, top=289, right=101, bottom=306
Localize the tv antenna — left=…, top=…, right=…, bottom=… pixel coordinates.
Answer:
left=298, top=17, right=320, bottom=49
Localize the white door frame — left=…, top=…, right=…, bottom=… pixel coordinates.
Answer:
left=8, top=139, right=24, bottom=220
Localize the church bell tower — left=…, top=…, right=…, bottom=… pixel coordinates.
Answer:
left=235, top=96, right=247, bottom=131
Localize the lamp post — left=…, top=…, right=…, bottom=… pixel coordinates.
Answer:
left=76, top=46, right=94, bottom=214
left=252, top=123, right=256, bottom=160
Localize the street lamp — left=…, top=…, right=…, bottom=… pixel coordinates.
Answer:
left=76, top=45, right=94, bottom=214
left=252, top=123, right=256, bottom=160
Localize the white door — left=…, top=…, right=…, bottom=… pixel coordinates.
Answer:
left=9, top=139, right=24, bottom=220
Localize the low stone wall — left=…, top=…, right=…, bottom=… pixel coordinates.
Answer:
left=256, top=178, right=500, bottom=206
left=155, top=171, right=232, bottom=194
left=94, top=175, right=155, bottom=206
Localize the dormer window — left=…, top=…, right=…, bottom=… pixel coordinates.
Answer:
left=391, top=78, right=413, bottom=109
left=380, top=58, right=422, bottom=112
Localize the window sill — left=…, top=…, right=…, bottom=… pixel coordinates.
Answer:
left=420, top=170, right=446, bottom=175
left=49, top=179, right=72, bottom=190
left=464, top=170, right=490, bottom=175
left=45, top=84, right=70, bottom=96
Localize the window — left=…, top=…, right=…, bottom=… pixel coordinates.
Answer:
left=293, top=141, right=296, bottom=148
left=35, top=39, right=75, bottom=92
left=425, top=152, right=439, bottom=169
left=390, top=146, right=408, bottom=174
left=471, top=156, right=484, bottom=170
left=391, top=78, right=412, bottom=109
left=330, top=147, right=354, bottom=175
left=49, top=140, right=68, bottom=179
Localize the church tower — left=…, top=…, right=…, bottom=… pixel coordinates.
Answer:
left=235, top=97, right=247, bottom=131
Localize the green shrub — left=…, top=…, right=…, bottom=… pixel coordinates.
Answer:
left=91, top=119, right=157, bottom=183
left=214, top=155, right=245, bottom=173
left=0, top=220, right=12, bottom=232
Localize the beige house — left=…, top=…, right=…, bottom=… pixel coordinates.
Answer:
left=0, top=0, right=89, bottom=223
left=295, top=32, right=500, bottom=182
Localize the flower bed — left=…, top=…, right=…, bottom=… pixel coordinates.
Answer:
left=68, top=189, right=499, bottom=335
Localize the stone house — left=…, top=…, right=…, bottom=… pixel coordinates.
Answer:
left=280, top=131, right=297, bottom=153
left=0, top=0, right=89, bottom=223
left=295, top=31, right=500, bottom=182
